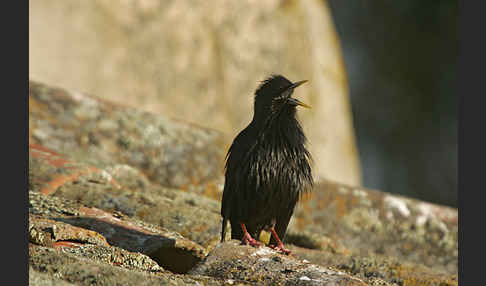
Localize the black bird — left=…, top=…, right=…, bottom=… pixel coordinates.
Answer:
left=220, top=74, right=313, bottom=254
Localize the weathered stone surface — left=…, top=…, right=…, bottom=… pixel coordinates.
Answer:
left=29, top=80, right=225, bottom=195
left=29, top=143, right=122, bottom=196
left=29, top=216, right=109, bottom=248
left=287, top=245, right=457, bottom=286
left=284, top=230, right=349, bottom=255
left=29, top=245, right=227, bottom=286
left=28, top=140, right=457, bottom=285
left=29, top=143, right=222, bottom=250
left=57, top=243, right=163, bottom=273
left=189, top=240, right=368, bottom=286
left=291, top=180, right=458, bottom=274
left=30, top=267, right=76, bottom=286
left=29, top=0, right=362, bottom=187
left=29, top=191, right=206, bottom=274
left=29, top=214, right=164, bottom=275
left=56, top=184, right=222, bottom=251
left=336, top=255, right=458, bottom=286
left=28, top=80, right=457, bottom=285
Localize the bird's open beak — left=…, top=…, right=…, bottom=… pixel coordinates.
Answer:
left=288, top=80, right=311, bottom=109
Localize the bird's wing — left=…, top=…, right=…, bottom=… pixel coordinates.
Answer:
left=221, top=127, right=251, bottom=241
left=220, top=126, right=256, bottom=217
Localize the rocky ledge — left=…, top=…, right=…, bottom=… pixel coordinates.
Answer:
left=28, top=80, right=458, bottom=285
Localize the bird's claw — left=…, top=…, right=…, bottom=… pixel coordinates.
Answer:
left=269, top=244, right=292, bottom=255
left=241, top=235, right=262, bottom=248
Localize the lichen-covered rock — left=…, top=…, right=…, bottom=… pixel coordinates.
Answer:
left=29, top=267, right=76, bottom=286
left=286, top=245, right=457, bottom=286
left=290, top=180, right=458, bottom=275
left=189, top=240, right=368, bottom=286
left=28, top=80, right=457, bottom=285
left=29, top=191, right=206, bottom=274
left=29, top=143, right=222, bottom=250
left=336, top=256, right=458, bottom=286
left=29, top=217, right=109, bottom=248
left=29, top=245, right=227, bottom=286
left=29, top=80, right=225, bottom=196
left=284, top=230, right=349, bottom=255
left=28, top=141, right=457, bottom=285
left=55, top=181, right=222, bottom=251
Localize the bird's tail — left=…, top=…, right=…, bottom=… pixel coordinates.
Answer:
left=221, top=218, right=228, bottom=242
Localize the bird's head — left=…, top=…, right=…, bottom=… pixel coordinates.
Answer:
left=253, top=74, right=310, bottom=120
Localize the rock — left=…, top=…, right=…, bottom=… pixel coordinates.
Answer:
left=29, top=191, right=206, bottom=274
left=29, top=80, right=225, bottom=197
left=291, top=180, right=458, bottom=274
left=29, top=143, right=122, bottom=196
left=28, top=80, right=457, bottom=285
left=29, top=245, right=228, bottom=286
left=286, top=245, right=457, bottom=286
left=29, top=0, right=362, bottom=187
left=284, top=230, right=349, bottom=255
left=29, top=143, right=222, bottom=250
left=336, top=256, right=458, bottom=286
left=189, top=240, right=368, bottom=286
left=29, top=217, right=109, bottom=248
left=29, top=267, right=76, bottom=286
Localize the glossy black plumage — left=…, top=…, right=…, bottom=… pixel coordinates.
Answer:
left=220, top=74, right=313, bottom=252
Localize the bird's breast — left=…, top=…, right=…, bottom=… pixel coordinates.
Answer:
left=246, top=138, right=311, bottom=198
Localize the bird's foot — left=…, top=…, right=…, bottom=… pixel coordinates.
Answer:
left=269, top=243, right=292, bottom=255
left=241, top=234, right=262, bottom=248
left=239, top=222, right=262, bottom=248
left=268, top=227, right=291, bottom=255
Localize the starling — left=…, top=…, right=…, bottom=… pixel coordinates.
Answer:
left=220, top=74, right=313, bottom=255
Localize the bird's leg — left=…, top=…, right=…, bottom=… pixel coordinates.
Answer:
left=240, top=222, right=262, bottom=247
left=268, top=227, right=291, bottom=255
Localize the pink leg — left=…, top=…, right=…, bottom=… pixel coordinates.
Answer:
left=240, top=222, right=262, bottom=247
left=269, top=227, right=291, bottom=255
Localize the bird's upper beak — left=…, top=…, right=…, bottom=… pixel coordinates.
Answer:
left=290, top=80, right=308, bottom=89
left=287, top=80, right=311, bottom=109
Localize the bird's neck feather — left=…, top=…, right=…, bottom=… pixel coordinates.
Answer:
left=253, top=108, right=305, bottom=148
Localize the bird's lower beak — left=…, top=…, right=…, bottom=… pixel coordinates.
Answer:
left=287, top=97, right=311, bottom=109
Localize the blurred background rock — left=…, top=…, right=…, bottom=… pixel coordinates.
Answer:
left=327, top=0, right=457, bottom=207
left=29, top=0, right=457, bottom=207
